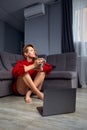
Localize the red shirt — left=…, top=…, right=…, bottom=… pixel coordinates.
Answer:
left=12, top=59, right=52, bottom=95
left=12, top=59, right=52, bottom=79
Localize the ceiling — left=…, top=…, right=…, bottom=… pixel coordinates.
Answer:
left=0, top=0, right=56, bottom=32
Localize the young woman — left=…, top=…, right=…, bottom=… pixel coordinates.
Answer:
left=12, top=44, right=52, bottom=103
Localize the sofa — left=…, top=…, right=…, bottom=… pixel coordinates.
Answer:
left=0, top=51, right=77, bottom=98
left=43, top=52, right=77, bottom=89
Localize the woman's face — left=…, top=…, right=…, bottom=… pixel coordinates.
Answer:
left=26, top=46, right=36, bottom=58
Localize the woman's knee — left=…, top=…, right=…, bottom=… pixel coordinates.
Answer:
left=38, top=71, right=46, bottom=77
left=22, top=72, right=32, bottom=81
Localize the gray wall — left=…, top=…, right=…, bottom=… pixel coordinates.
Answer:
left=0, top=20, right=24, bottom=54
left=49, top=3, right=61, bottom=55
left=25, top=6, right=49, bottom=54
left=25, top=2, right=62, bottom=55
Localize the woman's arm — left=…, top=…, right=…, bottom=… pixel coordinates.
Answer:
left=24, top=64, right=35, bottom=72
left=12, top=59, right=44, bottom=78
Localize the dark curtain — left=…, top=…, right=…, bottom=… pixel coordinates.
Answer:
left=61, top=0, right=75, bottom=53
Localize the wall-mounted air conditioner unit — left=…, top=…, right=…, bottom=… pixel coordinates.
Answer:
left=24, top=3, right=45, bottom=20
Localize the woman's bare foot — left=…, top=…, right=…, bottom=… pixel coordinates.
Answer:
left=38, top=92, right=44, bottom=100
left=24, top=90, right=32, bottom=103
left=24, top=95, right=32, bottom=103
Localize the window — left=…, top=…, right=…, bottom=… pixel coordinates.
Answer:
left=73, top=0, right=87, bottom=56
left=73, top=7, right=87, bottom=42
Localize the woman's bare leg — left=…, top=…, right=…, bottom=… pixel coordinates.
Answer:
left=24, top=90, right=32, bottom=103
left=34, top=71, right=45, bottom=90
left=17, top=71, right=45, bottom=102
left=18, top=72, right=45, bottom=99
left=25, top=71, right=45, bottom=102
left=22, top=73, right=44, bottom=100
left=16, top=76, right=32, bottom=103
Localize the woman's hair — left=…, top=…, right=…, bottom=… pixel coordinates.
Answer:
left=22, top=44, right=38, bottom=58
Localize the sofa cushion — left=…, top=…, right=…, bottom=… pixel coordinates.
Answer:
left=0, top=52, right=23, bottom=71
left=46, top=71, right=77, bottom=79
left=0, top=71, right=13, bottom=80
left=47, top=54, right=57, bottom=67
left=0, top=57, right=6, bottom=71
left=65, top=53, right=77, bottom=71
left=47, top=54, right=66, bottom=71
left=0, top=52, right=16, bottom=71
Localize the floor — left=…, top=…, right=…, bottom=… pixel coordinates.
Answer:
left=0, top=88, right=87, bottom=130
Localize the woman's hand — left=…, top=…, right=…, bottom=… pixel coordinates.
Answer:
left=34, top=58, right=44, bottom=66
left=24, top=58, right=46, bottom=72
left=34, top=58, right=45, bottom=71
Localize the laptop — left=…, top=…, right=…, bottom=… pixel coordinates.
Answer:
left=37, top=86, right=76, bottom=116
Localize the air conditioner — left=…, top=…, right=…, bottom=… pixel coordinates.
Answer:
left=24, top=3, right=45, bottom=20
